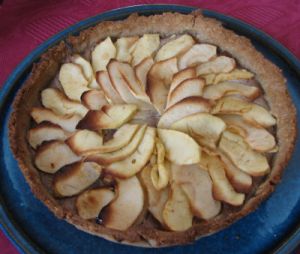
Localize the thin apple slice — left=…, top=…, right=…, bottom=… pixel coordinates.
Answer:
left=205, top=154, right=245, bottom=206
left=135, top=57, right=154, bottom=90
left=28, top=123, right=69, bottom=149
left=196, top=56, right=236, bottom=75
left=76, top=188, right=115, bottom=220
left=171, top=113, right=226, bottom=148
left=178, top=44, right=217, bottom=70
left=146, top=57, right=178, bottom=114
left=92, top=37, right=116, bottom=72
left=203, top=81, right=261, bottom=100
left=155, top=34, right=195, bottom=62
left=102, top=176, right=144, bottom=230
left=66, top=130, right=103, bottom=155
left=219, top=130, right=270, bottom=176
left=31, top=107, right=81, bottom=132
left=158, top=97, right=211, bottom=129
left=212, top=97, right=276, bottom=127
left=157, top=129, right=200, bottom=165
left=115, top=36, right=139, bottom=63
left=34, top=141, right=81, bottom=173
left=59, top=63, right=90, bottom=101
left=77, top=104, right=138, bottom=131
left=140, top=165, right=169, bottom=224
left=81, top=90, right=108, bottom=110
left=41, top=88, right=88, bottom=117
left=104, top=127, right=156, bottom=178
left=171, top=164, right=221, bottom=220
left=162, top=183, right=193, bottom=231
left=86, top=125, right=147, bottom=165
left=130, top=34, right=160, bottom=66
left=96, top=71, right=124, bottom=104
left=53, top=162, right=102, bottom=197
left=213, top=69, right=254, bottom=85
left=220, top=115, right=276, bottom=152
left=71, top=54, right=93, bottom=82
left=218, top=152, right=252, bottom=193
left=166, top=78, right=205, bottom=109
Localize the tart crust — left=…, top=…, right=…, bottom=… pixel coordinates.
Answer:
left=9, top=11, right=297, bottom=247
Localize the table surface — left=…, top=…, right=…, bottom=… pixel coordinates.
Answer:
left=0, top=1, right=300, bottom=253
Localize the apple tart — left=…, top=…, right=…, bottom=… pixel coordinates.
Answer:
left=9, top=12, right=296, bottom=246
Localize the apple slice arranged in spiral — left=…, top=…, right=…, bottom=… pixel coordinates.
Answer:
left=115, top=36, right=139, bottom=63
left=81, top=90, right=108, bottom=110
left=134, top=56, right=154, bottom=90
left=196, top=56, right=236, bottom=75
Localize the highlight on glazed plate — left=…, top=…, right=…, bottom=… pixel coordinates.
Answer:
left=9, top=12, right=296, bottom=246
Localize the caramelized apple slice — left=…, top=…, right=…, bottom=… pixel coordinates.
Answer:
left=115, top=36, right=139, bottom=63
left=155, top=34, right=195, bottom=61
left=71, top=55, right=93, bottom=82
left=28, top=123, right=68, bottom=149
left=41, top=88, right=88, bottom=117
left=171, top=164, right=221, bottom=219
left=31, top=107, right=81, bottom=132
left=212, top=97, right=276, bottom=127
left=162, top=184, right=193, bottom=231
left=104, top=127, right=156, bottom=178
left=34, top=141, right=81, bottom=173
left=76, top=188, right=115, bottom=220
left=86, top=125, right=146, bottom=164
left=196, top=56, right=236, bottom=75
left=59, top=63, right=89, bottom=101
left=178, top=44, right=217, bottom=70
left=77, top=104, right=137, bottom=130
left=171, top=113, right=226, bottom=148
left=92, top=37, right=116, bottom=71
left=130, top=34, right=160, bottom=66
left=219, top=131, right=269, bottom=176
left=81, top=90, right=108, bottom=110
left=157, top=129, right=200, bottom=165
left=166, top=78, right=205, bottom=109
left=203, top=81, right=260, bottom=100
left=66, top=130, right=103, bottom=155
left=53, top=162, right=101, bottom=197
left=158, top=97, right=211, bottom=128
left=168, top=68, right=196, bottom=96
left=213, top=69, right=254, bottom=85
left=102, top=176, right=144, bottom=230
left=205, top=154, right=245, bottom=206
left=96, top=71, right=124, bottom=104
left=135, top=57, right=154, bottom=90
left=140, top=165, right=169, bottom=224
left=146, top=57, right=178, bottom=114
left=220, top=115, right=276, bottom=152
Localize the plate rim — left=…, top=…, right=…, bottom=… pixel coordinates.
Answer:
left=0, top=4, right=299, bottom=254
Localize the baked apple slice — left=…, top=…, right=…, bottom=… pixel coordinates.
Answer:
left=104, top=127, right=156, bottom=178
left=157, top=129, right=200, bottom=165
left=196, top=56, right=236, bottom=75
left=155, top=34, right=195, bottom=61
left=219, top=131, right=269, bottom=176
left=102, top=176, right=144, bottom=230
left=115, top=36, right=139, bottom=63
left=76, top=188, right=115, bottom=220
left=41, top=88, right=88, bottom=117
left=158, top=97, right=211, bottom=128
left=178, top=44, right=217, bottom=70
left=146, top=57, right=178, bottom=114
left=81, top=90, right=108, bottom=110
left=92, top=37, right=116, bottom=71
left=71, top=55, right=93, bottom=82
left=171, top=113, right=226, bottom=148
left=212, top=97, right=276, bottom=127
left=58, top=63, right=90, bottom=101
left=53, top=161, right=102, bottom=197
left=28, top=123, right=69, bottom=149
left=34, top=141, right=81, bottom=173
left=134, top=57, right=154, bottom=90
left=212, top=69, right=254, bottom=85
left=77, top=104, right=137, bottom=130
left=31, top=107, right=81, bottom=132
left=171, top=164, right=221, bottom=219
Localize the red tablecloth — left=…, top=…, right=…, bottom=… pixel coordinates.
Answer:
left=0, top=1, right=299, bottom=253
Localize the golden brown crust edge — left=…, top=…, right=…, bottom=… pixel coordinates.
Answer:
left=9, top=11, right=297, bottom=247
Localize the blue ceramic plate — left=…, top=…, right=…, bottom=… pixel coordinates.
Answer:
left=0, top=5, right=299, bottom=254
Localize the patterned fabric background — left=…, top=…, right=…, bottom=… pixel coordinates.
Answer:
left=0, top=0, right=299, bottom=253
